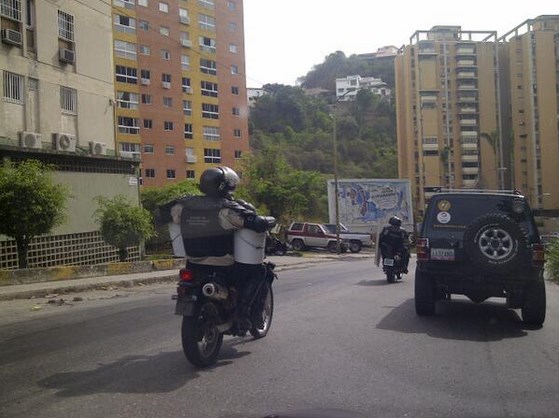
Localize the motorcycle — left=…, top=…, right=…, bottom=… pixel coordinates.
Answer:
left=382, top=248, right=408, bottom=283
left=264, top=231, right=288, bottom=256
left=174, top=261, right=277, bottom=367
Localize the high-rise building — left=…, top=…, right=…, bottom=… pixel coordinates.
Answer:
left=112, top=0, right=250, bottom=187
left=395, top=26, right=502, bottom=213
left=498, top=15, right=559, bottom=211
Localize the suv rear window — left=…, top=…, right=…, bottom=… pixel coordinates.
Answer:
left=423, top=194, right=538, bottom=239
left=289, top=222, right=304, bottom=231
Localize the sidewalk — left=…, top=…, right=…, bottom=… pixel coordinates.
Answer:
left=0, top=252, right=372, bottom=301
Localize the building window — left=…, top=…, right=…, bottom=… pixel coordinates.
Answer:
left=141, top=93, right=152, bottom=104
left=158, top=2, right=168, bottom=12
left=143, top=119, right=153, bottom=129
left=166, top=169, right=176, bottom=179
left=203, top=126, right=220, bottom=141
left=143, top=144, right=154, bottom=154
left=201, top=81, right=218, bottom=97
left=120, top=142, right=141, bottom=153
left=140, top=69, right=151, bottom=81
left=118, top=116, right=140, bottom=134
left=198, top=0, right=214, bottom=10
left=161, top=49, right=171, bottom=60
left=163, top=97, right=172, bottom=107
left=139, top=19, right=149, bottom=30
left=181, top=54, right=190, bottom=70
left=228, top=21, right=237, bottom=32
left=200, top=58, right=217, bottom=75
left=180, top=31, right=190, bottom=46
left=198, top=13, right=215, bottom=31
left=182, top=77, right=192, bottom=93
left=232, top=107, right=240, bottom=116
left=114, top=14, right=136, bottom=33
left=229, top=43, right=237, bottom=53
left=114, top=40, right=137, bottom=60
left=117, top=91, right=139, bottom=109
left=164, top=121, right=174, bottom=130
left=183, top=100, right=192, bottom=115
left=114, top=0, right=135, bottom=8
left=179, top=8, right=189, bottom=24
left=234, top=150, right=242, bottom=159
left=199, top=36, right=216, bottom=53
left=230, top=65, right=238, bottom=75
left=138, top=0, right=148, bottom=6
left=139, top=45, right=150, bottom=55
left=59, top=86, right=77, bottom=113
left=116, top=65, right=138, bottom=84
left=1, top=0, right=22, bottom=20
left=227, top=1, right=236, bottom=11
left=2, top=71, right=24, bottom=104
left=231, top=86, right=239, bottom=95
left=204, top=148, right=221, bottom=163
left=160, top=25, right=169, bottom=36
left=186, top=170, right=195, bottom=179
left=184, top=123, right=193, bottom=139
left=202, top=103, right=219, bottom=119
left=145, top=168, right=155, bottom=178
left=233, top=128, right=241, bottom=138
left=165, top=145, right=175, bottom=155
left=58, top=10, right=74, bottom=41
left=162, top=73, right=171, bottom=83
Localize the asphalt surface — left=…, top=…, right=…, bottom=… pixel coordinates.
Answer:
left=0, top=251, right=373, bottom=301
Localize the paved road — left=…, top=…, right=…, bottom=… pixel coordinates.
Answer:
left=1, top=259, right=559, bottom=418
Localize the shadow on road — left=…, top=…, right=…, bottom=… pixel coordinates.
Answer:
left=376, top=298, right=530, bottom=342
left=356, top=278, right=407, bottom=286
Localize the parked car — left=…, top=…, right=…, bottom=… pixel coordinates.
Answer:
left=322, top=223, right=373, bottom=253
left=287, top=222, right=348, bottom=253
left=414, top=190, right=546, bottom=326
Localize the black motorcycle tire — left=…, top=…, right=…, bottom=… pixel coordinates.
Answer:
left=386, top=270, right=396, bottom=284
left=275, top=244, right=287, bottom=256
left=181, top=300, right=223, bottom=368
left=249, top=281, right=274, bottom=339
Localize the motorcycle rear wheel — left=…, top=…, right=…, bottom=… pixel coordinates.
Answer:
left=181, top=300, right=223, bottom=367
left=250, top=282, right=274, bottom=339
left=386, top=271, right=396, bottom=284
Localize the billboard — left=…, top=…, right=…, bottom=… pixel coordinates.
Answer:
left=327, top=178, right=413, bottom=231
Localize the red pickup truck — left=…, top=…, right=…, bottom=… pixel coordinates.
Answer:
left=286, top=222, right=349, bottom=253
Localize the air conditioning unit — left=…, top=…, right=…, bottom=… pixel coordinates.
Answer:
left=162, top=81, right=171, bottom=89
left=181, top=39, right=192, bottom=48
left=183, top=86, right=193, bottom=94
left=59, top=48, right=75, bottom=64
left=140, top=78, right=150, bottom=85
left=119, top=151, right=140, bottom=160
left=89, top=141, right=107, bottom=155
left=53, top=133, right=77, bottom=152
left=1, top=29, right=22, bottom=46
left=179, top=16, right=190, bottom=25
left=19, top=131, right=42, bottom=149
left=186, top=154, right=197, bottom=163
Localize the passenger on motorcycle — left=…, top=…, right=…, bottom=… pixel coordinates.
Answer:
left=158, top=166, right=275, bottom=331
left=379, top=216, right=410, bottom=273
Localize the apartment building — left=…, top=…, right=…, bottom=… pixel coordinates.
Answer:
left=1, top=0, right=141, bottom=269
left=498, top=16, right=559, bottom=212
left=335, top=74, right=391, bottom=101
left=112, top=0, right=250, bottom=187
left=395, top=26, right=501, bottom=213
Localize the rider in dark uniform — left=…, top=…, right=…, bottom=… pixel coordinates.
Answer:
left=379, top=216, right=410, bottom=273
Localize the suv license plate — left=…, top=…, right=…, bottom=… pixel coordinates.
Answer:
left=431, top=248, right=455, bottom=261
left=383, top=258, right=394, bottom=266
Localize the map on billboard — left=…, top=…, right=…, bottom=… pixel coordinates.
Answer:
left=327, top=178, right=413, bottom=227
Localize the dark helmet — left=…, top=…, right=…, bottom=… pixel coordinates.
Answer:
left=389, top=216, right=402, bottom=227
left=200, top=166, right=240, bottom=198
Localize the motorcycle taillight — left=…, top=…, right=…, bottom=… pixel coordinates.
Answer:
left=179, top=268, right=194, bottom=282
left=416, top=238, right=430, bottom=261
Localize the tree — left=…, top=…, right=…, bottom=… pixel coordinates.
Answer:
left=0, top=159, right=69, bottom=269
left=141, top=180, right=201, bottom=214
left=94, top=195, right=155, bottom=262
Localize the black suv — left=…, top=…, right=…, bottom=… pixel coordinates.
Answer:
left=414, top=191, right=546, bottom=326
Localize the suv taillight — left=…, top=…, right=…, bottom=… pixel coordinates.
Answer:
left=416, top=238, right=430, bottom=261
left=531, top=243, right=545, bottom=267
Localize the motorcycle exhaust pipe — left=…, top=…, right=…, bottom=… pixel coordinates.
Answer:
left=202, top=283, right=229, bottom=301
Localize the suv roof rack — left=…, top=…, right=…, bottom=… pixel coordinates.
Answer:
left=431, top=188, right=523, bottom=195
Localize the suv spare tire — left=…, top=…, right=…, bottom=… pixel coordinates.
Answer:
left=463, top=213, right=528, bottom=274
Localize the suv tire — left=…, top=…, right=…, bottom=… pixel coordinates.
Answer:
left=349, top=241, right=362, bottom=253
left=521, top=279, right=546, bottom=326
left=415, top=269, right=436, bottom=316
left=463, top=213, right=528, bottom=274
left=291, top=239, right=305, bottom=252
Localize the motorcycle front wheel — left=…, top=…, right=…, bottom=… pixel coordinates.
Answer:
left=250, top=282, right=274, bottom=339
left=181, top=300, right=223, bottom=367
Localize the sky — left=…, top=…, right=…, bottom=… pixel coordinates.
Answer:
left=242, top=0, right=555, bottom=88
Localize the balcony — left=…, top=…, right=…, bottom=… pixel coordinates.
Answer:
left=457, top=71, right=476, bottom=79
left=458, top=106, right=478, bottom=114
left=457, top=84, right=478, bottom=91
left=459, top=118, right=478, bottom=126
left=456, top=60, right=476, bottom=67
left=461, top=154, right=479, bottom=162
left=462, top=178, right=478, bottom=187
left=462, top=167, right=480, bottom=175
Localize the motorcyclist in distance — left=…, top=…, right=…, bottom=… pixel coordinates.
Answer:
left=379, top=216, right=410, bottom=273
